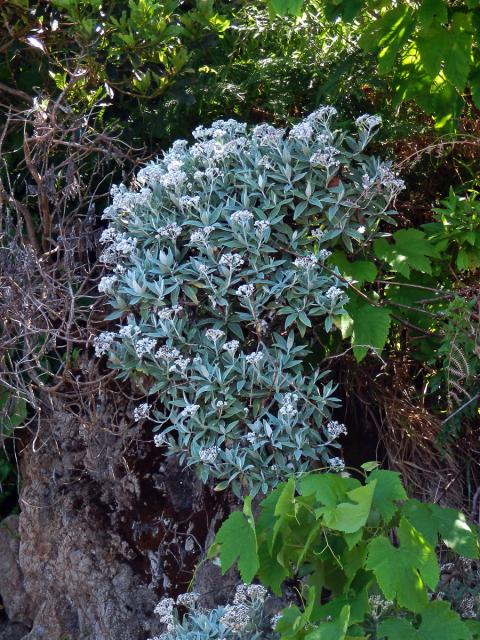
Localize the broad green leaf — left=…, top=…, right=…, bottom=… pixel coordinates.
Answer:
left=416, top=25, right=448, bottom=77
left=402, top=499, right=479, bottom=558
left=366, top=518, right=439, bottom=611
left=319, top=481, right=376, bottom=534
left=418, top=0, right=448, bottom=28
left=257, top=541, right=288, bottom=595
left=465, top=620, right=480, bottom=639
left=306, top=604, right=350, bottom=640
left=367, top=469, right=407, bottom=523
left=379, top=601, right=472, bottom=640
left=329, top=251, right=377, bottom=284
left=444, top=13, right=473, bottom=91
left=346, top=298, right=391, bottom=362
left=359, top=7, right=414, bottom=75
left=374, top=229, right=439, bottom=278
left=269, top=0, right=304, bottom=16
left=214, top=509, right=259, bottom=582
left=273, top=477, right=296, bottom=546
left=300, top=473, right=360, bottom=507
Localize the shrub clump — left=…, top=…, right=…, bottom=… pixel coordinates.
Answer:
left=149, top=584, right=278, bottom=640
left=95, top=107, right=403, bottom=496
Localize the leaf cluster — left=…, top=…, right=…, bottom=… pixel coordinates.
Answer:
left=212, top=467, right=480, bottom=639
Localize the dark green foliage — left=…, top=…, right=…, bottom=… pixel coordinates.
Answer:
left=212, top=467, right=480, bottom=639
left=268, top=0, right=480, bottom=128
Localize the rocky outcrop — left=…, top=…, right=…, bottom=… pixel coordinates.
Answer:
left=0, top=401, right=232, bottom=640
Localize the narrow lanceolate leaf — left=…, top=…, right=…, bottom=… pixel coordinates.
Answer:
left=366, top=518, right=439, bottom=611
left=378, top=600, right=473, bottom=640
left=214, top=509, right=259, bottom=582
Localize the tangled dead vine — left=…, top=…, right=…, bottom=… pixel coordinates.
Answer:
left=0, top=93, right=150, bottom=456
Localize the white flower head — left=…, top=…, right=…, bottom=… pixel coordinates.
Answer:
left=190, top=226, right=215, bottom=245
left=246, top=351, right=264, bottom=366
left=154, top=433, right=166, bottom=447
left=156, top=345, right=180, bottom=361
left=220, top=604, right=251, bottom=632
left=176, top=592, right=200, bottom=608
left=289, top=121, right=314, bottom=142
left=205, top=328, right=225, bottom=342
left=328, top=456, right=346, bottom=471
left=236, top=284, right=255, bottom=297
left=154, top=597, right=175, bottom=624
left=325, top=286, right=344, bottom=300
left=93, top=331, right=116, bottom=357
left=133, top=403, right=150, bottom=422
left=219, top=253, right=244, bottom=270
left=326, top=420, right=347, bottom=438
left=294, top=254, right=318, bottom=270
left=169, top=356, right=191, bottom=375
left=223, top=340, right=240, bottom=355
left=179, top=404, right=200, bottom=419
left=135, top=338, right=157, bottom=358
left=231, top=210, right=254, bottom=225
left=156, top=223, right=182, bottom=241
left=98, top=275, right=117, bottom=294
left=199, top=445, right=220, bottom=464
left=312, top=228, right=326, bottom=240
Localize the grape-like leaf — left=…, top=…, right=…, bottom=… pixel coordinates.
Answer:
left=378, top=601, right=472, bottom=640
left=366, top=518, right=439, bottom=611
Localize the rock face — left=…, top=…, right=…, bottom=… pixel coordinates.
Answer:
left=0, top=402, right=231, bottom=640
left=0, top=514, right=33, bottom=637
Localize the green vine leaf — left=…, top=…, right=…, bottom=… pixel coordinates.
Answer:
left=366, top=518, right=439, bottom=611
left=378, top=601, right=472, bottom=640
left=374, top=229, right=440, bottom=278
left=366, top=469, right=407, bottom=523
left=305, top=604, right=351, bottom=640
left=213, top=500, right=259, bottom=582
left=346, top=298, right=391, bottom=362
left=402, top=499, right=479, bottom=558
left=318, top=481, right=377, bottom=534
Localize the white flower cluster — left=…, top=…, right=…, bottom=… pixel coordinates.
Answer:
left=95, top=108, right=403, bottom=496
left=326, top=420, right=347, bottom=439
left=205, top=328, right=225, bottom=342
left=245, top=351, right=264, bottom=367
left=328, top=456, right=346, bottom=471
left=294, top=254, right=318, bottom=270
left=368, top=594, right=393, bottom=621
left=150, top=581, right=274, bottom=640
left=154, top=597, right=176, bottom=629
left=99, top=230, right=137, bottom=264
left=135, top=338, right=157, bottom=358
left=237, top=284, right=255, bottom=297
left=175, top=592, right=200, bottom=608
left=231, top=209, right=254, bottom=225
left=325, top=286, right=344, bottom=300
left=233, top=583, right=267, bottom=604
left=279, top=392, right=298, bottom=420
left=199, top=446, right=220, bottom=464
left=93, top=331, right=116, bottom=357
left=98, top=275, right=117, bottom=294
left=133, top=402, right=150, bottom=422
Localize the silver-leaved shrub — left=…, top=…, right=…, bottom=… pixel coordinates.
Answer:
left=95, top=107, right=403, bottom=496
left=150, top=585, right=278, bottom=640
